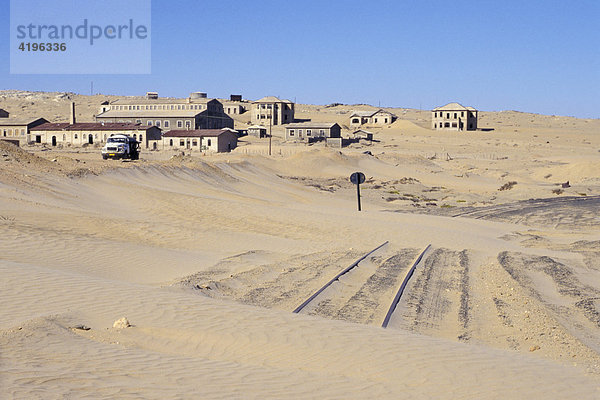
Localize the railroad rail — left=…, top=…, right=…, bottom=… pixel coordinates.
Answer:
left=292, top=241, right=389, bottom=314
left=381, top=244, right=431, bottom=328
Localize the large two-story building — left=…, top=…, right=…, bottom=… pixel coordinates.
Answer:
left=432, top=103, right=478, bottom=131
left=95, top=93, right=234, bottom=130
left=251, top=96, right=295, bottom=126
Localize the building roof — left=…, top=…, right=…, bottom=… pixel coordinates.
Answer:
left=31, top=122, right=152, bottom=131
left=0, top=117, right=47, bottom=126
left=285, top=122, right=339, bottom=129
left=110, top=97, right=214, bottom=105
left=350, top=109, right=394, bottom=118
left=96, top=109, right=204, bottom=118
left=162, top=129, right=235, bottom=138
left=248, top=125, right=267, bottom=130
left=254, top=96, right=294, bottom=104
left=433, top=102, right=477, bottom=112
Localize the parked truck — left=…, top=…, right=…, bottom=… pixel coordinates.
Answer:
left=101, top=134, right=140, bottom=160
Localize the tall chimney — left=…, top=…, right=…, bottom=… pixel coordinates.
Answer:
left=70, top=102, right=76, bottom=124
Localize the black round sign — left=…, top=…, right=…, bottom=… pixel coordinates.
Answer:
left=350, top=172, right=365, bottom=185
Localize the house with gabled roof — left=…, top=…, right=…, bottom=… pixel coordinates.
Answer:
left=432, top=102, right=478, bottom=131
left=0, top=117, right=49, bottom=144
left=349, top=109, right=395, bottom=127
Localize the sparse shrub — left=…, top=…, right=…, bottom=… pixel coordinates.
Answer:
left=498, top=181, right=517, bottom=191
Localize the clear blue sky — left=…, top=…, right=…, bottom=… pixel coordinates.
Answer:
left=1, top=0, right=599, bottom=118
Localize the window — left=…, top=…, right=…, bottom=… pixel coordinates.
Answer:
left=164, top=121, right=169, bottom=127
left=21, top=129, right=25, bottom=136
left=434, top=112, right=437, bottom=118
left=136, top=119, right=141, bottom=124
left=434, top=123, right=437, bottom=129
left=444, top=122, right=450, bottom=128
left=74, top=134, right=78, bottom=139
left=104, top=134, right=107, bottom=140
left=169, top=139, right=173, bottom=146
left=306, top=129, right=311, bottom=136
left=446, top=113, right=450, bottom=118
left=147, top=120, right=153, bottom=126
left=177, top=120, right=183, bottom=128
left=8, top=129, right=12, bottom=136
left=192, top=139, right=197, bottom=146
left=454, top=113, right=457, bottom=119
left=180, top=139, right=185, bottom=146
left=133, top=134, right=137, bottom=140
left=320, top=130, right=325, bottom=135
left=461, top=112, right=464, bottom=117
left=352, top=118, right=359, bottom=124
left=63, top=134, right=66, bottom=141
left=289, top=130, right=294, bottom=136
left=185, top=121, right=191, bottom=129
left=452, top=122, right=457, bottom=128
left=374, top=118, right=378, bottom=123
left=155, top=121, right=161, bottom=127
left=139, top=134, right=143, bottom=142
left=207, top=139, right=212, bottom=146
left=2, top=130, right=6, bottom=136
left=385, top=118, right=388, bottom=123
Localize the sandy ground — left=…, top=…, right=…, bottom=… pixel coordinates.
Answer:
left=1, top=91, right=600, bottom=398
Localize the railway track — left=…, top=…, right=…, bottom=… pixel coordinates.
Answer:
left=293, top=241, right=432, bottom=328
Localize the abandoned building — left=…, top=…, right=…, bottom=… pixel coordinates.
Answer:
left=30, top=122, right=162, bottom=148
left=247, top=125, right=268, bottom=138
left=349, top=109, right=395, bottom=127
left=158, top=129, right=238, bottom=152
left=349, top=129, right=374, bottom=141
left=0, top=117, right=49, bottom=144
left=431, top=103, right=478, bottom=131
left=284, top=122, right=341, bottom=142
left=251, top=96, right=295, bottom=126
left=95, top=92, right=234, bottom=130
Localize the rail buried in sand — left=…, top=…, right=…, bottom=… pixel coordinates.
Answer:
left=381, top=244, right=431, bottom=328
left=292, top=241, right=390, bottom=314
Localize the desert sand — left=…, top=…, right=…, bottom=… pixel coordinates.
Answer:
left=1, top=91, right=599, bottom=399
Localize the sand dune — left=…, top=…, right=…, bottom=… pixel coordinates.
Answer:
left=1, top=93, right=600, bottom=398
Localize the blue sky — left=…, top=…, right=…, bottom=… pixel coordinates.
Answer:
left=1, top=0, right=599, bottom=118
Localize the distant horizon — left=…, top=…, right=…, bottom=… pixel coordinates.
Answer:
left=1, top=1, right=598, bottom=119
left=0, top=87, right=596, bottom=120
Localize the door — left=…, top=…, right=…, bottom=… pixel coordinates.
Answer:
left=51, top=136, right=57, bottom=146
left=88, top=134, right=93, bottom=144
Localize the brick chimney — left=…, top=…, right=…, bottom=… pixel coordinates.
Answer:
left=70, top=102, right=76, bottom=124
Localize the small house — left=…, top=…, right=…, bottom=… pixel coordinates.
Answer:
left=350, top=109, right=395, bottom=127
left=247, top=125, right=268, bottom=138
left=160, top=129, right=238, bottom=152
left=284, top=122, right=341, bottom=142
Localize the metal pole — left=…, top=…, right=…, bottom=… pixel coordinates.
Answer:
left=269, top=106, right=272, bottom=156
left=356, top=181, right=361, bottom=211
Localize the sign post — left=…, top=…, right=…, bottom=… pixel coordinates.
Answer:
left=350, top=172, right=366, bottom=211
